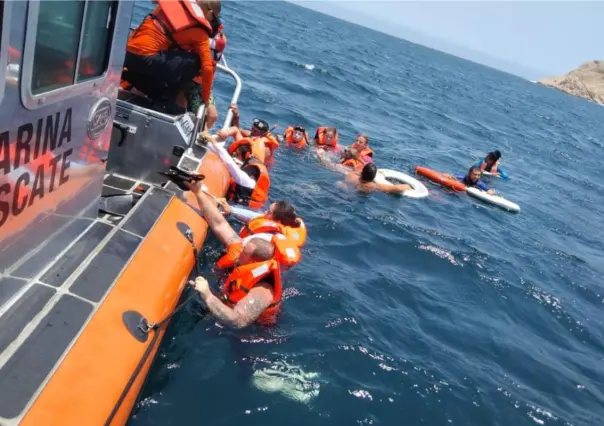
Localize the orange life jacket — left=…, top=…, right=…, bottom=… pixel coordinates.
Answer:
left=262, top=133, right=280, bottom=158
left=151, top=0, right=213, bottom=44
left=315, top=127, right=338, bottom=148
left=284, top=127, right=308, bottom=148
left=222, top=259, right=282, bottom=325
left=359, top=147, right=374, bottom=160
left=341, top=157, right=364, bottom=172
left=216, top=240, right=244, bottom=269
left=227, top=161, right=270, bottom=209
left=239, top=215, right=307, bottom=248
left=480, top=160, right=499, bottom=174
left=216, top=232, right=301, bottom=269
left=228, top=138, right=267, bottom=164
left=210, top=31, right=226, bottom=65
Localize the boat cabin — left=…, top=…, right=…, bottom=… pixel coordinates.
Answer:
left=0, top=1, right=239, bottom=424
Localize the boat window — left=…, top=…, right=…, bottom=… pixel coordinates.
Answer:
left=31, top=0, right=117, bottom=95
left=77, top=1, right=115, bottom=82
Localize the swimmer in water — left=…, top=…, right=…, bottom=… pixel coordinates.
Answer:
left=456, top=166, right=496, bottom=194
left=474, top=150, right=509, bottom=179
left=344, top=163, right=412, bottom=194
left=350, top=134, right=373, bottom=164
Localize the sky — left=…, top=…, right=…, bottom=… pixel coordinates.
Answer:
left=290, top=1, right=604, bottom=79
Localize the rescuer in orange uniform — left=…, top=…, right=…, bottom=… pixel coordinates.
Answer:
left=123, top=0, right=221, bottom=114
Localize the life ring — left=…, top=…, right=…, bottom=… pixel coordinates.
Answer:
left=374, top=169, right=429, bottom=199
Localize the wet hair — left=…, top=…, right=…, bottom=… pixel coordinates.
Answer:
left=271, top=201, right=300, bottom=227
left=326, top=127, right=338, bottom=136
left=463, top=166, right=482, bottom=185
left=245, top=238, right=274, bottom=261
left=235, top=144, right=252, bottom=159
left=360, top=163, right=377, bottom=183
left=486, top=150, right=501, bottom=162
left=358, top=134, right=369, bottom=144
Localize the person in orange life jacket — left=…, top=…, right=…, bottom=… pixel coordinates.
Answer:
left=339, top=147, right=365, bottom=172
left=350, top=134, right=374, bottom=164
left=216, top=105, right=279, bottom=161
left=473, top=150, right=509, bottom=179
left=123, top=0, right=221, bottom=115
left=277, top=125, right=309, bottom=149
left=200, top=131, right=271, bottom=209
left=218, top=199, right=307, bottom=249
left=344, top=163, right=412, bottom=194
left=185, top=179, right=283, bottom=328
left=313, top=127, right=341, bottom=152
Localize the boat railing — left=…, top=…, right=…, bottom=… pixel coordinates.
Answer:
left=186, top=56, right=243, bottom=148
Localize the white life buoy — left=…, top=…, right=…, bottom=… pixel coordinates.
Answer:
left=373, top=169, right=429, bottom=199
left=466, top=187, right=520, bottom=212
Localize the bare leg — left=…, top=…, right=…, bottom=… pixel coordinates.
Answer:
left=205, top=104, right=218, bottom=131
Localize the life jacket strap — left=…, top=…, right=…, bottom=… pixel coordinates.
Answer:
left=148, top=13, right=179, bottom=50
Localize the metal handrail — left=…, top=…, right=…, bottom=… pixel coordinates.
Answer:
left=187, top=55, right=242, bottom=147
left=216, top=56, right=242, bottom=130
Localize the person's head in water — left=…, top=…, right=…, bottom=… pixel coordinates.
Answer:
left=352, top=134, right=369, bottom=151
left=267, top=201, right=300, bottom=227
left=238, top=237, right=274, bottom=265
left=485, top=150, right=501, bottom=166
left=360, top=163, right=377, bottom=183
left=341, top=147, right=359, bottom=161
left=324, top=127, right=338, bottom=144
left=251, top=118, right=270, bottom=137
left=466, top=166, right=482, bottom=184
left=233, top=144, right=252, bottom=162
left=292, top=125, right=306, bottom=143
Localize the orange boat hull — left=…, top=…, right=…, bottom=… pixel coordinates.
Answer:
left=19, top=152, right=229, bottom=426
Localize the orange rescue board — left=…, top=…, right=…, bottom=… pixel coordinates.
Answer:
left=415, top=166, right=466, bottom=192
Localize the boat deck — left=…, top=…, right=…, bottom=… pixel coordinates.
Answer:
left=0, top=173, right=178, bottom=421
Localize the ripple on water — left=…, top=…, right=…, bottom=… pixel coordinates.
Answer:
left=129, top=2, right=604, bottom=426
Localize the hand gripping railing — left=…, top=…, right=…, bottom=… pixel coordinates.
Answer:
left=187, top=54, right=243, bottom=147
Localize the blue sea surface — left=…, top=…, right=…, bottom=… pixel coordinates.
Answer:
left=128, top=2, right=604, bottom=425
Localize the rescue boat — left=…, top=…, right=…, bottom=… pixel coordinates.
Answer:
left=0, top=2, right=240, bottom=424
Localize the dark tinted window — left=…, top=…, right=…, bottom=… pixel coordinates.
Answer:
left=31, top=0, right=116, bottom=94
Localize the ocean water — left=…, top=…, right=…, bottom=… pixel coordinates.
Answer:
left=128, top=2, right=604, bottom=425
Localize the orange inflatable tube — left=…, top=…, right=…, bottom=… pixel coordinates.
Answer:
left=415, top=166, right=466, bottom=192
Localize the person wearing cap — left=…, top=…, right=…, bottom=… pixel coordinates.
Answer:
left=473, top=150, right=509, bottom=179
left=278, top=125, right=309, bottom=148
left=216, top=105, right=279, bottom=163
left=123, top=0, right=222, bottom=115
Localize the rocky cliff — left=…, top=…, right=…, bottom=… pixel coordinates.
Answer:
left=538, top=61, right=604, bottom=105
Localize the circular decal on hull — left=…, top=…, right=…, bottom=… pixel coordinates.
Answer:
left=87, top=97, right=113, bottom=140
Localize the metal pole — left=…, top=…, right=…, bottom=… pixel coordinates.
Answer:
left=216, top=57, right=243, bottom=130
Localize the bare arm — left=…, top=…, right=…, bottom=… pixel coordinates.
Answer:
left=375, top=183, right=412, bottom=194
left=192, top=189, right=240, bottom=246
left=317, top=151, right=350, bottom=174
left=200, top=283, right=273, bottom=329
